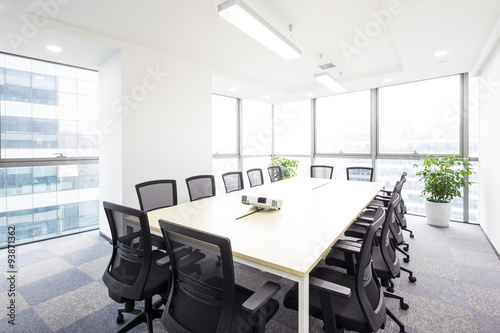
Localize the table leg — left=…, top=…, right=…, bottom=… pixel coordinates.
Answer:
left=297, top=275, right=309, bottom=333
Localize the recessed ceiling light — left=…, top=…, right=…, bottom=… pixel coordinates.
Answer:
left=383, top=78, right=392, bottom=83
left=229, top=87, right=237, bottom=92
left=46, top=45, right=61, bottom=52
left=307, top=93, right=314, bottom=97
left=434, top=50, right=448, bottom=57
left=263, top=95, right=270, bottom=99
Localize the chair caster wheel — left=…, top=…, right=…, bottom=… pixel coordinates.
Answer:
left=387, top=287, right=394, bottom=293
left=403, top=257, right=410, bottom=263
left=409, top=276, right=417, bottom=283
left=116, top=313, right=124, bottom=324
left=403, top=246, right=409, bottom=252
left=410, top=234, right=414, bottom=239
left=400, top=302, right=409, bottom=310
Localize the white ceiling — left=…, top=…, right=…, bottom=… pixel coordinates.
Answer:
left=1, top=0, right=500, bottom=103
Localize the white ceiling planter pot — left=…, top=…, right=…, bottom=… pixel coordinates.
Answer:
left=425, top=200, right=452, bottom=228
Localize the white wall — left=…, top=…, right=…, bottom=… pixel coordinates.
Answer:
left=98, top=51, right=123, bottom=237
left=98, top=49, right=213, bottom=236
left=478, top=41, right=500, bottom=253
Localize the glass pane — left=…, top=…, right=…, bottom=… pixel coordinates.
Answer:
left=468, top=161, right=478, bottom=223
left=314, top=158, right=372, bottom=180
left=212, top=95, right=238, bottom=155
left=379, top=75, right=461, bottom=154
left=0, top=163, right=101, bottom=248
left=274, top=100, right=311, bottom=155
left=0, top=55, right=98, bottom=158
left=316, top=91, right=371, bottom=153
left=242, top=100, right=272, bottom=156
left=469, top=77, right=479, bottom=158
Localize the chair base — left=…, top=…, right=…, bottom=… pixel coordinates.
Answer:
left=116, top=298, right=163, bottom=333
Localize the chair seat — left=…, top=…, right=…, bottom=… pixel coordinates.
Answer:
left=108, top=250, right=171, bottom=303
left=168, top=278, right=279, bottom=333
left=284, top=267, right=378, bottom=333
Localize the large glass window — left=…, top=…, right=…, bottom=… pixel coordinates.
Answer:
left=0, top=53, right=99, bottom=248
left=316, top=91, right=371, bottom=154
left=274, top=100, right=311, bottom=155
left=379, top=75, right=461, bottom=154
left=241, top=100, right=272, bottom=157
left=212, top=95, right=238, bottom=155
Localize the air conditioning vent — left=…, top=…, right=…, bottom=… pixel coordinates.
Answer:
left=319, top=63, right=336, bottom=70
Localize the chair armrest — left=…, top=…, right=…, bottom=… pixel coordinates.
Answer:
left=352, top=221, right=371, bottom=228
left=310, top=276, right=351, bottom=298
left=242, top=281, right=281, bottom=313
left=332, top=240, right=361, bottom=254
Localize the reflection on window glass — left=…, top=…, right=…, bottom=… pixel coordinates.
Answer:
left=274, top=100, right=311, bottom=155
left=0, top=52, right=100, bottom=248
left=212, top=95, right=238, bottom=155
left=0, top=164, right=101, bottom=247
left=0, top=55, right=98, bottom=158
left=379, top=75, right=461, bottom=154
left=316, top=91, right=371, bottom=154
left=469, top=77, right=479, bottom=158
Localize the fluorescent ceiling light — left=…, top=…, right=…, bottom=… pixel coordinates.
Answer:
left=314, top=72, right=346, bottom=93
left=218, top=0, right=301, bottom=60
left=434, top=50, right=448, bottom=57
left=383, top=78, right=393, bottom=83
left=46, top=45, right=61, bottom=52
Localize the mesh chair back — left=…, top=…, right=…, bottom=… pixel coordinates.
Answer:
left=356, top=207, right=386, bottom=332
left=102, top=201, right=152, bottom=301
left=388, top=181, right=405, bottom=244
left=221, top=171, right=244, bottom=193
left=136, top=179, right=177, bottom=212
left=310, top=165, right=334, bottom=179
left=186, top=175, right=216, bottom=202
left=247, top=168, right=264, bottom=187
left=159, top=219, right=235, bottom=333
left=346, top=167, right=374, bottom=182
left=379, top=193, right=401, bottom=279
left=267, top=166, right=283, bottom=182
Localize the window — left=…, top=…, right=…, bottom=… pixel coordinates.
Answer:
left=212, top=95, right=238, bottom=155
left=241, top=100, right=272, bottom=157
left=0, top=53, right=99, bottom=248
left=274, top=100, right=311, bottom=156
left=316, top=91, right=371, bottom=154
left=379, top=75, right=461, bottom=154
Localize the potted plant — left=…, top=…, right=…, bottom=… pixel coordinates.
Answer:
left=269, top=156, right=299, bottom=179
left=413, top=155, right=475, bottom=227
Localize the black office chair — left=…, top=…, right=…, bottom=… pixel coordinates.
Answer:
left=246, top=168, right=264, bottom=187
left=346, top=167, right=374, bottom=182
left=283, top=208, right=387, bottom=333
left=185, top=175, right=216, bottom=202
left=102, top=201, right=170, bottom=333
left=310, top=165, right=334, bottom=179
left=359, top=180, right=412, bottom=264
left=158, top=219, right=281, bottom=333
left=221, top=171, right=244, bottom=193
left=267, top=166, right=283, bottom=182
left=326, top=194, right=409, bottom=332
left=136, top=179, right=177, bottom=212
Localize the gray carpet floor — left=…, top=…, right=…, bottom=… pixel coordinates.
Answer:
left=1, top=214, right=500, bottom=332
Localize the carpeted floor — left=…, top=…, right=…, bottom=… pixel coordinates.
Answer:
left=1, top=214, right=500, bottom=332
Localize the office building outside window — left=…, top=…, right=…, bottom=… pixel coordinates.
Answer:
left=0, top=53, right=99, bottom=248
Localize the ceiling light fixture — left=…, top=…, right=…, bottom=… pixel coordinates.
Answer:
left=46, top=45, right=61, bottom=52
left=434, top=50, right=448, bottom=57
left=314, top=72, right=346, bottom=93
left=218, top=0, right=301, bottom=60
left=383, top=78, right=393, bottom=83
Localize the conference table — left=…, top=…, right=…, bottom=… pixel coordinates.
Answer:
left=147, top=177, right=384, bottom=332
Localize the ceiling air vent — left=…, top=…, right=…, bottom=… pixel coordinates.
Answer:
left=318, top=62, right=336, bottom=70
